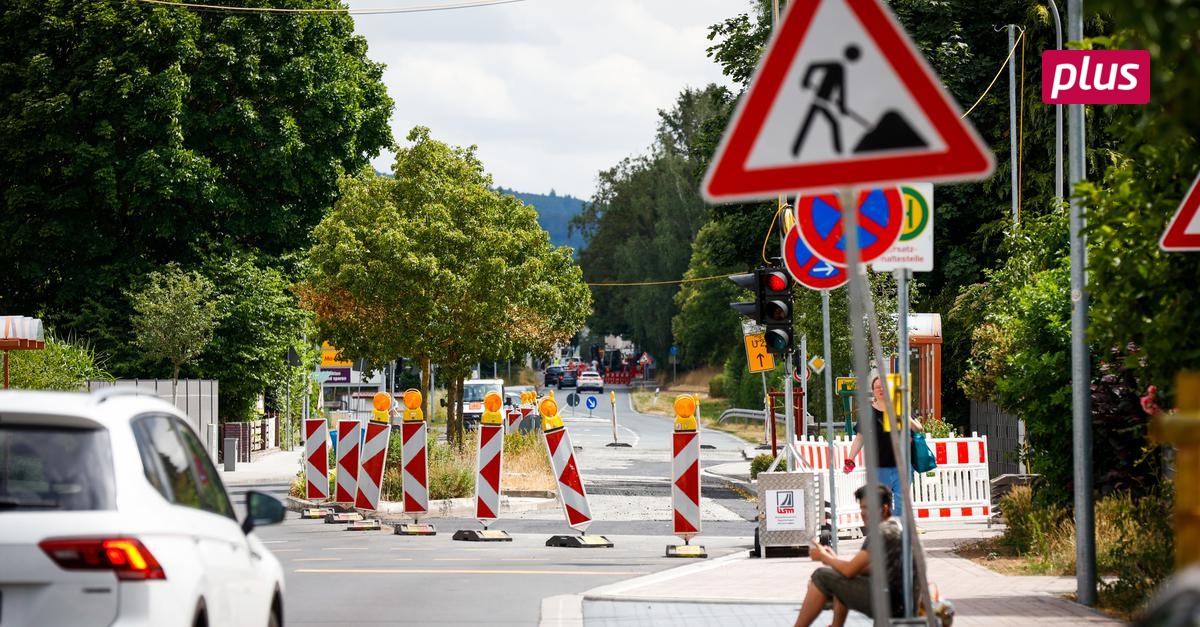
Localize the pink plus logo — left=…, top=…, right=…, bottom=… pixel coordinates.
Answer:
left=1042, top=50, right=1150, bottom=104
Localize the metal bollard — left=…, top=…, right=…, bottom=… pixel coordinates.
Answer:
left=223, top=437, right=239, bottom=472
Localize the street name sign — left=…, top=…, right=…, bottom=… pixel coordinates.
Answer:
left=1161, top=171, right=1200, bottom=251
left=702, top=0, right=994, bottom=202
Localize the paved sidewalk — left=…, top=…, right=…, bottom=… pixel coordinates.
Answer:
left=217, top=445, right=304, bottom=487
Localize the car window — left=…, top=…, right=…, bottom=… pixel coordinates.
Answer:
left=132, top=416, right=233, bottom=519
left=462, top=383, right=502, bottom=402
left=175, top=419, right=234, bottom=519
left=0, top=424, right=116, bottom=511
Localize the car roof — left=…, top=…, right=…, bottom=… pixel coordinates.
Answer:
left=581, top=371, right=600, bottom=376
left=0, top=388, right=185, bottom=427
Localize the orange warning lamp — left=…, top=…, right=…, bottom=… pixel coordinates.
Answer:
left=674, top=396, right=698, bottom=432
left=371, top=391, right=392, bottom=423
left=539, top=397, right=563, bottom=431
left=481, top=391, right=503, bottom=425
left=401, top=388, right=424, bottom=422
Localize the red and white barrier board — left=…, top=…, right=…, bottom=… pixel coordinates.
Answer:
left=672, top=429, right=702, bottom=540
left=335, top=420, right=361, bottom=504
left=354, top=421, right=390, bottom=511
left=475, top=422, right=504, bottom=523
left=544, top=422, right=592, bottom=533
left=401, top=420, right=428, bottom=515
left=304, top=419, right=329, bottom=501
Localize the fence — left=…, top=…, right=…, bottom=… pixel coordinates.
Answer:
left=791, top=434, right=992, bottom=529
left=88, top=379, right=218, bottom=441
left=969, top=400, right=1022, bottom=477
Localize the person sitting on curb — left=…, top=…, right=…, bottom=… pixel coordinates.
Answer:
left=792, top=484, right=913, bottom=627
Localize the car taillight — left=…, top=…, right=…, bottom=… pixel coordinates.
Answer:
left=39, top=537, right=166, bottom=581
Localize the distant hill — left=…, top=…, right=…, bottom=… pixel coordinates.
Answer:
left=499, top=188, right=587, bottom=252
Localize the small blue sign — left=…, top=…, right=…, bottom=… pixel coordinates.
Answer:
left=669, top=345, right=678, bottom=356
left=585, top=396, right=598, bottom=410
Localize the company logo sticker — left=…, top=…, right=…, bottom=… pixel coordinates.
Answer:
left=1042, top=50, right=1150, bottom=105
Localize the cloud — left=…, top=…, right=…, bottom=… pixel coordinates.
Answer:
left=351, top=0, right=740, bottom=198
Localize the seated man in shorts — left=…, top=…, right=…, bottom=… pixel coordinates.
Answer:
left=792, top=484, right=911, bottom=627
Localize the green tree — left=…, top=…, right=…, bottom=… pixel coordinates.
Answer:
left=8, top=332, right=112, bottom=391
left=0, top=0, right=392, bottom=377
left=129, top=264, right=223, bottom=403
left=302, top=128, right=590, bottom=443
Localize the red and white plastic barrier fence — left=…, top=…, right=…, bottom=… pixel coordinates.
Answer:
left=354, top=421, right=391, bottom=511
left=540, top=398, right=593, bottom=532
left=334, top=420, right=361, bottom=504
left=304, top=419, right=329, bottom=501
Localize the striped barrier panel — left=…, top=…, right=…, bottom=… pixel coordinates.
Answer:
left=671, top=405, right=702, bottom=541
left=354, top=421, right=390, bottom=511
left=792, top=434, right=992, bottom=527
left=540, top=398, right=592, bottom=533
left=475, top=393, right=505, bottom=524
left=401, top=420, right=429, bottom=516
left=304, top=419, right=329, bottom=501
left=334, top=420, right=361, bottom=504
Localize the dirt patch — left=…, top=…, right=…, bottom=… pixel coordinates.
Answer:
left=953, top=538, right=1033, bottom=576
left=663, top=366, right=721, bottom=394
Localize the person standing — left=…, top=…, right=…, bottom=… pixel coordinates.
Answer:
left=792, top=485, right=914, bottom=627
left=843, top=370, right=922, bottom=520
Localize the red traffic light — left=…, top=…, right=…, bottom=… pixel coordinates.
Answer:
left=764, top=271, right=789, bottom=292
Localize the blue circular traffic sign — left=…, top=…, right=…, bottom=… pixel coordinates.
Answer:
left=782, top=226, right=847, bottom=290
left=796, top=187, right=903, bottom=267
left=585, top=396, right=598, bottom=410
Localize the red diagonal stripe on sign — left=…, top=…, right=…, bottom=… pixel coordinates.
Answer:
left=674, top=460, right=700, bottom=506
left=565, top=503, right=590, bottom=527
left=306, top=421, right=321, bottom=438
left=361, top=449, right=384, bottom=478
left=403, top=422, right=421, bottom=444
left=480, top=424, right=500, bottom=448
left=674, top=510, right=698, bottom=534
left=477, top=497, right=496, bottom=520
left=308, top=442, right=326, bottom=469
left=673, top=432, right=697, bottom=456
left=336, top=484, right=353, bottom=503
left=481, top=455, right=501, bottom=491
left=558, top=454, right=583, bottom=493
left=404, top=491, right=426, bottom=513
left=405, top=447, right=426, bottom=483
left=545, top=428, right=565, bottom=454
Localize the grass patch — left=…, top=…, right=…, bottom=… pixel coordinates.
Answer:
left=957, top=484, right=1174, bottom=620
left=631, top=388, right=759, bottom=444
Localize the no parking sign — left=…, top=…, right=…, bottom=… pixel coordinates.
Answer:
left=795, top=187, right=904, bottom=267
left=782, top=225, right=847, bottom=290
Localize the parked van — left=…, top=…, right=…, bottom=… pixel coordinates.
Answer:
left=460, top=378, right=505, bottom=430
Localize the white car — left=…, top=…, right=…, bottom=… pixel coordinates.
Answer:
left=0, top=388, right=287, bottom=627
left=576, top=370, right=604, bottom=393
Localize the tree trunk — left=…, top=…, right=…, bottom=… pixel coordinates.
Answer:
left=447, top=376, right=465, bottom=447
left=171, top=363, right=180, bottom=405
left=421, top=356, right=432, bottom=420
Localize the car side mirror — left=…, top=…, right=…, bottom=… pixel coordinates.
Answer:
left=242, top=490, right=287, bottom=534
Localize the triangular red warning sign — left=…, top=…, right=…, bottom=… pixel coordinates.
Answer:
left=703, top=0, right=993, bottom=202
left=1161, top=171, right=1200, bottom=251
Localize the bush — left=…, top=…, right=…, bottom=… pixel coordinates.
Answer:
left=1096, top=486, right=1174, bottom=616
left=750, top=453, right=786, bottom=479
left=708, top=374, right=726, bottom=398
left=428, top=439, right=474, bottom=500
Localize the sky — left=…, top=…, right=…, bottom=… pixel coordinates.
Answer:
left=347, top=0, right=742, bottom=200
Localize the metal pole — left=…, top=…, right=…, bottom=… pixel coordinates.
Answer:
left=285, top=376, right=291, bottom=451
left=784, top=349, right=796, bottom=470
left=843, top=186, right=890, bottom=626
left=1008, top=24, right=1019, bottom=225
left=800, top=335, right=809, bottom=438
left=897, top=268, right=914, bottom=616
left=822, top=289, right=838, bottom=552
left=762, top=372, right=771, bottom=445
left=1068, top=0, right=1096, bottom=606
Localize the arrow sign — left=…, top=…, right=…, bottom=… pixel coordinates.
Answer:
left=782, top=225, right=848, bottom=290
left=796, top=187, right=904, bottom=266
left=1161, top=170, right=1200, bottom=251
left=585, top=396, right=598, bottom=410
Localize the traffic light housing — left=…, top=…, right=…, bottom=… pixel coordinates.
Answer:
left=728, top=271, right=761, bottom=321
left=760, top=268, right=794, bottom=354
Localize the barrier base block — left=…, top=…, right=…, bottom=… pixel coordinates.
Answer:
left=300, top=507, right=334, bottom=519
left=604, top=442, right=632, bottom=448
left=324, top=512, right=365, bottom=524
left=665, top=544, right=708, bottom=558
left=346, top=519, right=382, bottom=531
left=546, top=534, right=613, bottom=548
left=395, top=523, right=437, bottom=536
left=452, top=529, right=513, bottom=542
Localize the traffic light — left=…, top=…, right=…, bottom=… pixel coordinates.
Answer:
left=760, top=268, right=794, bottom=354
left=728, top=270, right=761, bottom=321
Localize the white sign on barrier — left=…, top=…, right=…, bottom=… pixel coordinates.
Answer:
left=765, top=489, right=806, bottom=530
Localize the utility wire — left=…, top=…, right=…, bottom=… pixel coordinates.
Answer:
left=587, top=273, right=731, bottom=287
left=961, top=27, right=1025, bottom=119
left=131, top=0, right=523, bottom=15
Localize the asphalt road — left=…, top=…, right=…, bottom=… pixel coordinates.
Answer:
left=247, top=387, right=761, bottom=626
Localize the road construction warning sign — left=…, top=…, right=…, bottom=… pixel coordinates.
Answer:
left=702, top=0, right=993, bottom=201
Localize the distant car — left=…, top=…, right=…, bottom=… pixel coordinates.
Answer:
left=0, top=387, right=287, bottom=627
left=543, top=366, right=564, bottom=387
left=557, top=369, right=577, bottom=389
left=458, top=378, right=504, bottom=430
left=577, top=370, right=604, bottom=393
